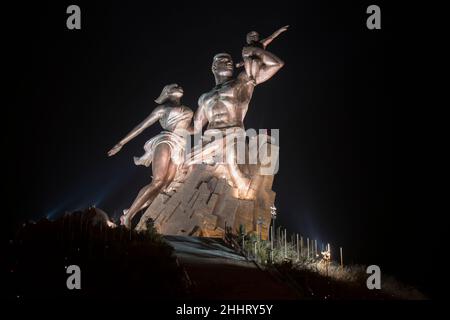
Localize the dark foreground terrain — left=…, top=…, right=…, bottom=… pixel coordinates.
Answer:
left=5, top=209, right=418, bottom=300
left=5, top=208, right=187, bottom=300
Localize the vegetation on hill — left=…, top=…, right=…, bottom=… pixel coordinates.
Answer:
left=6, top=208, right=188, bottom=299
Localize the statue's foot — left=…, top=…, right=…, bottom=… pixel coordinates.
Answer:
left=120, top=215, right=131, bottom=229
left=120, top=210, right=132, bottom=229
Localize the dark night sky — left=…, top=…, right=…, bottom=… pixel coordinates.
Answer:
left=3, top=1, right=432, bottom=295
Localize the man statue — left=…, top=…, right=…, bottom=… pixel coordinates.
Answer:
left=186, top=44, right=285, bottom=194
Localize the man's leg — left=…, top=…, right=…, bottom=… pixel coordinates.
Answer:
left=225, top=135, right=251, bottom=193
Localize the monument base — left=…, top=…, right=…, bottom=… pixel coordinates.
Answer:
left=136, top=163, right=276, bottom=239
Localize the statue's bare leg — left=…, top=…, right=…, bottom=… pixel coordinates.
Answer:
left=250, top=59, right=261, bottom=84
left=121, top=143, right=173, bottom=228
left=134, top=185, right=150, bottom=204
left=225, top=138, right=251, bottom=194
left=137, top=161, right=176, bottom=210
left=164, top=162, right=178, bottom=188
left=244, top=58, right=253, bottom=79
left=124, top=184, right=151, bottom=214
left=244, top=57, right=259, bottom=85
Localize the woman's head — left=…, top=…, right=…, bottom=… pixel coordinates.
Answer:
left=155, top=83, right=184, bottom=104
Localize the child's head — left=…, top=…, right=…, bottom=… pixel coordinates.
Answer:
left=246, top=31, right=260, bottom=44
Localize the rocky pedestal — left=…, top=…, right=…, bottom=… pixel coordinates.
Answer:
left=136, top=160, right=276, bottom=239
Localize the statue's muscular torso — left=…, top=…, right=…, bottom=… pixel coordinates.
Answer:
left=198, top=73, right=254, bottom=130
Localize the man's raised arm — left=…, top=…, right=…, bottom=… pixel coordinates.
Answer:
left=243, top=47, right=284, bottom=85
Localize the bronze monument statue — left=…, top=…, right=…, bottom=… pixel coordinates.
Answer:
left=108, top=84, right=193, bottom=227
left=186, top=37, right=284, bottom=195
left=109, top=26, right=287, bottom=238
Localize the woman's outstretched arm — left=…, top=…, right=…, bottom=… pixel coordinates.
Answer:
left=107, top=105, right=165, bottom=156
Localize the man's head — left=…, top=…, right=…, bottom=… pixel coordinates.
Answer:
left=246, top=31, right=260, bottom=44
left=155, top=83, right=184, bottom=104
left=212, top=53, right=234, bottom=78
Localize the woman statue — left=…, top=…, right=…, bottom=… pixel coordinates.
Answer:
left=108, top=84, right=193, bottom=228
